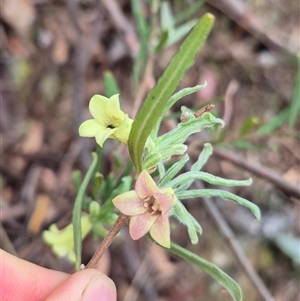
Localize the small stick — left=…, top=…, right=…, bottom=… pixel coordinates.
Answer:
left=194, top=104, right=215, bottom=118
left=86, top=214, right=129, bottom=269
left=214, top=148, right=300, bottom=199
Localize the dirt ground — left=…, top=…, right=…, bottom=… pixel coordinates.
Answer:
left=1, top=0, right=299, bottom=301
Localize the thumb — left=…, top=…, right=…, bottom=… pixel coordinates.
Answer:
left=45, top=268, right=116, bottom=301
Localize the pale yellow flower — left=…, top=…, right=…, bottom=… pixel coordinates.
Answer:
left=43, top=215, right=92, bottom=263
left=79, top=94, right=133, bottom=147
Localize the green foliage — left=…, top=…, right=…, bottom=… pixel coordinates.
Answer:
left=149, top=238, right=243, bottom=301
left=289, top=53, right=300, bottom=128
left=58, top=8, right=264, bottom=299
left=104, top=71, right=120, bottom=97
left=128, top=13, right=215, bottom=175
left=72, top=152, right=98, bottom=271
left=176, top=189, right=260, bottom=220
left=131, top=0, right=151, bottom=89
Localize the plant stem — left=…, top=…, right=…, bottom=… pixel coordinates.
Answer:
left=85, top=213, right=129, bottom=269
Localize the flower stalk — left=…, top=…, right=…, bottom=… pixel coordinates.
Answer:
left=86, top=214, right=129, bottom=269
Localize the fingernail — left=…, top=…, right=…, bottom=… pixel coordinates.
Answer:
left=82, top=276, right=116, bottom=301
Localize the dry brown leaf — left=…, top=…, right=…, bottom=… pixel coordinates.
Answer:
left=20, top=119, right=44, bottom=154
left=0, top=0, right=35, bottom=37
left=27, top=194, right=50, bottom=235
left=283, top=167, right=300, bottom=185
left=39, top=168, right=57, bottom=192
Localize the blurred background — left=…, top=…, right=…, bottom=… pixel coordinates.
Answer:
left=1, top=0, right=299, bottom=300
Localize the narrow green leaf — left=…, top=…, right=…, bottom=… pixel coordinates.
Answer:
left=158, top=154, right=189, bottom=187
left=166, top=19, right=198, bottom=47
left=143, top=152, right=163, bottom=170
left=104, top=71, right=119, bottom=97
left=256, top=108, right=289, bottom=136
left=72, top=170, right=82, bottom=194
left=149, top=238, right=243, bottom=301
left=174, top=0, right=206, bottom=25
left=239, top=116, right=259, bottom=137
left=157, top=161, right=166, bottom=179
left=155, top=113, right=224, bottom=150
left=128, top=13, right=215, bottom=175
left=289, top=53, right=300, bottom=128
left=173, top=201, right=201, bottom=244
left=154, top=29, right=169, bottom=54
left=131, top=0, right=150, bottom=89
left=169, top=171, right=252, bottom=189
left=151, top=83, right=207, bottom=138
left=161, top=1, right=175, bottom=31
left=176, top=189, right=261, bottom=220
left=72, top=152, right=98, bottom=271
left=92, top=172, right=104, bottom=200
left=176, top=143, right=213, bottom=191
left=191, top=143, right=213, bottom=171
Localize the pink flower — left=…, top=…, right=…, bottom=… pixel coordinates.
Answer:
left=112, top=171, right=176, bottom=248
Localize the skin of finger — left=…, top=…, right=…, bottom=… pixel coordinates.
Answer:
left=1, top=249, right=69, bottom=301
left=44, top=269, right=117, bottom=301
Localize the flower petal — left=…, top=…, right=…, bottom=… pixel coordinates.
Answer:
left=153, top=193, right=173, bottom=215
left=95, top=128, right=117, bottom=147
left=89, top=95, right=109, bottom=123
left=106, top=94, right=124, bottom=122
left=129, top=212, right=159, bottom=240
left=112, top=191, right=148, bottom=215
left=150, top=215, right=170, bottom=248
left=135, top=170, right=160, bottom=199
left=78, top=119, right=105, bottom=137
left=113, top=115, right=133, bottom=143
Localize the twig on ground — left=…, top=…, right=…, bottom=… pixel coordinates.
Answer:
left=101, top=0, right=139, bottom=58
left=213, top=148, right=300, bottom=199
left=185, top=163, right=275, bottom=301
left=101, top=0, right=156, bottom=115
left=206, top=0, right=297, bottom=57
left=222, top=79, right=239, bottom=126
left=65, top=0, right=102, bottom=170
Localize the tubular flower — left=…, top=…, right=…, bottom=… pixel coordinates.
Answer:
left=42, top=215, right=92, bottom=263
left=112, top=170, right=176, bottom=248
left=79, top=94, right=133, bottom=147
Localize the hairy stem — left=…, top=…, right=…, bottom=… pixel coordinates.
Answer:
left=86, top=214, right=129, bottom=269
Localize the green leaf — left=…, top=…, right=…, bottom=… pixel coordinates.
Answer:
left=158, top=144, right=188, bottom=162
left=155, top=113, right=224, bottom=150
left=166, top=19, right=198, bottom=47
left=256, top=108, right=289, bottom=136
left=172, top=201, right=202, bottom=244
left=191, top=143, right=213, bottom=171
left=92, top=172, right=104, bottom=201
left=104, top=71, right=119, bottom=97
left=72, top=152, right=98, bottom=271
left=151, top=84, right=207, bottom=138
left=149, top=239, right=243, bottom=301
left=176, top=143, right=213, bottom=191
left=176, top=189, right=261, bottom=220
left=131, top=0, right=150, bottom=89
left=161, top=1, right=175, bottom=31
left=143, top=152, right=163, bottom=170
left=174, top=0, right=206, bottom=25
left=72, top=170, right=82, bottom=194
left=239, top=117, right=259, bottom=137
left=289, top=53, right=300, bottom=128
left=154, top=29, right=169, bottom=54
left=128, top=13, right=215, bottom=175
left=169, top=171, right=252, bottom=190
left=158, top=154, right=189, bottom=187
